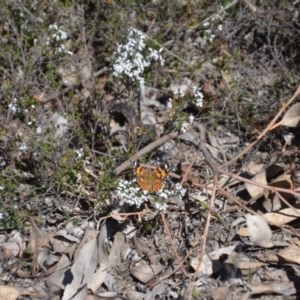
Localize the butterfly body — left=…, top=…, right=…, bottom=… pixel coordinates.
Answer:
left=133, top=162, right=169, bottom=193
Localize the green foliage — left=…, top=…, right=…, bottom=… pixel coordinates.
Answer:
left=191, top=290, right=201, bottom=300
left=141, top=221, right=153, bottom=234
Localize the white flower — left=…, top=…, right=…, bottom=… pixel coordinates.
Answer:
left=157, top=190, right=168, bottom=199
left=116, top=179, right=148, bottom=208
left=203, top=22, right=210, bottom=27
left=49, top=24, right=58, bottom=30
left=41, top=24, right=69, bottom=54
left=59, top=30, right=68, bottom=40
left=167, top=98, right=173, bottom=109
left=218, top=24, right=223, bottom=31
left=112, top=28, right=164, bottom=85
left=18, top=143, right=28, bottom=153
left=76, top=173, right=82, bottom=183
left=189, top=115, right=194, bottom=124
left=36, top=126, right=42, bottom=134
left=181, top=122, right=189, bottom=133
left=174, top=183, right=186, bottom=197
left=174, top=88, right=184, bottom=97
left=192, top=86, right=204, bottom=107
left=209, top=34, right=215, bottom=42
left=8, top=103, right=17, bottom=114
left=75, top=148, right=84, bottom=159
left=154, top=202, right=168, bottom=211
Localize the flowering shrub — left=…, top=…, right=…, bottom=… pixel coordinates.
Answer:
left=112, top=28, right=165, bottom=86
left=35, top=23, right=73, bottom=56
left=116, top=178, right=186, bottom=211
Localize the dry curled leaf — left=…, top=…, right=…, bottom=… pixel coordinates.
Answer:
left=264, top=208, right=300, bottom=226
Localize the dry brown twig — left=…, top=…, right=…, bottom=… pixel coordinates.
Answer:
left=221, top=84, right=300, bottom=168
left=114, top=131, right=179, bottom=175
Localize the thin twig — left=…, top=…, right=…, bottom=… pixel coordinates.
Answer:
left=160, top=212, right=189, bottom=277
left=114, top=131, right=179, bottom=175
left=221, top=84, right=300, bottom=168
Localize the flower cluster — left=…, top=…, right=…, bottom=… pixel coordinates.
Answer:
left=35, top=23, right=73, bottom=55
left=116, top=178, right=186, bottom=211
left=18, top=143, right=28, bottom=154
left=192, top=86, right=204, bottom=107
left=112, top=28, right=164, bottom=86
left=203, top=6, right=225, bottom=43
left=181, top=114, right=195, bottom=133
left=74, top=148, right=84, bottom=159
left=8, top=98, right=28, bottom=116
left=116, top=179, right=148, bottom=208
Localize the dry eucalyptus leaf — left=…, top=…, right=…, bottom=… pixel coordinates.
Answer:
left=277, top=243, right=300, bottom=264
left=245, top=169, right=267, bottom=199
left=93, top=292, right=119, bottom=299
left=263, top=173, right=294, bottom=212
left=46, top=254, right=71, bottom=293
left=211, top=287, right=230, bottom=300
left=62, top=231, right=98, bottom=300
left=29, top=219, right=44, bottom=272
left=218, top=175, right=240, bottom=189
left=279, top=103, right=300, bottom=127
left=97, top=221, right=109, bottom=266
left=87, top=263, right=107, bottom=294
left=190, top=245, right=236, bottom=275
left=237, top=227, right=250, bottom=237
left=0, top=242, right=23, bottom=258
left=109, top=232, right=129, bottom=268
left=249, top=281, right=296, bottom=296
left=262, top=193, right=282, bottom=212
left=0, top=285, right=38, bottom=300
left=245, top=214, right=274, bottom=248
left=264, top=208, right=300, bottom=226
left=37, top=247, right=61, bottom=272
left=235, top=260, right=266, bottom=271
left=131, top=264, right=165, bottom=283
left=206, top=143, right=220, bottom=159
left=244, top=162, right=264, bottom=175
left=0, top=285, right=24, bottom=300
